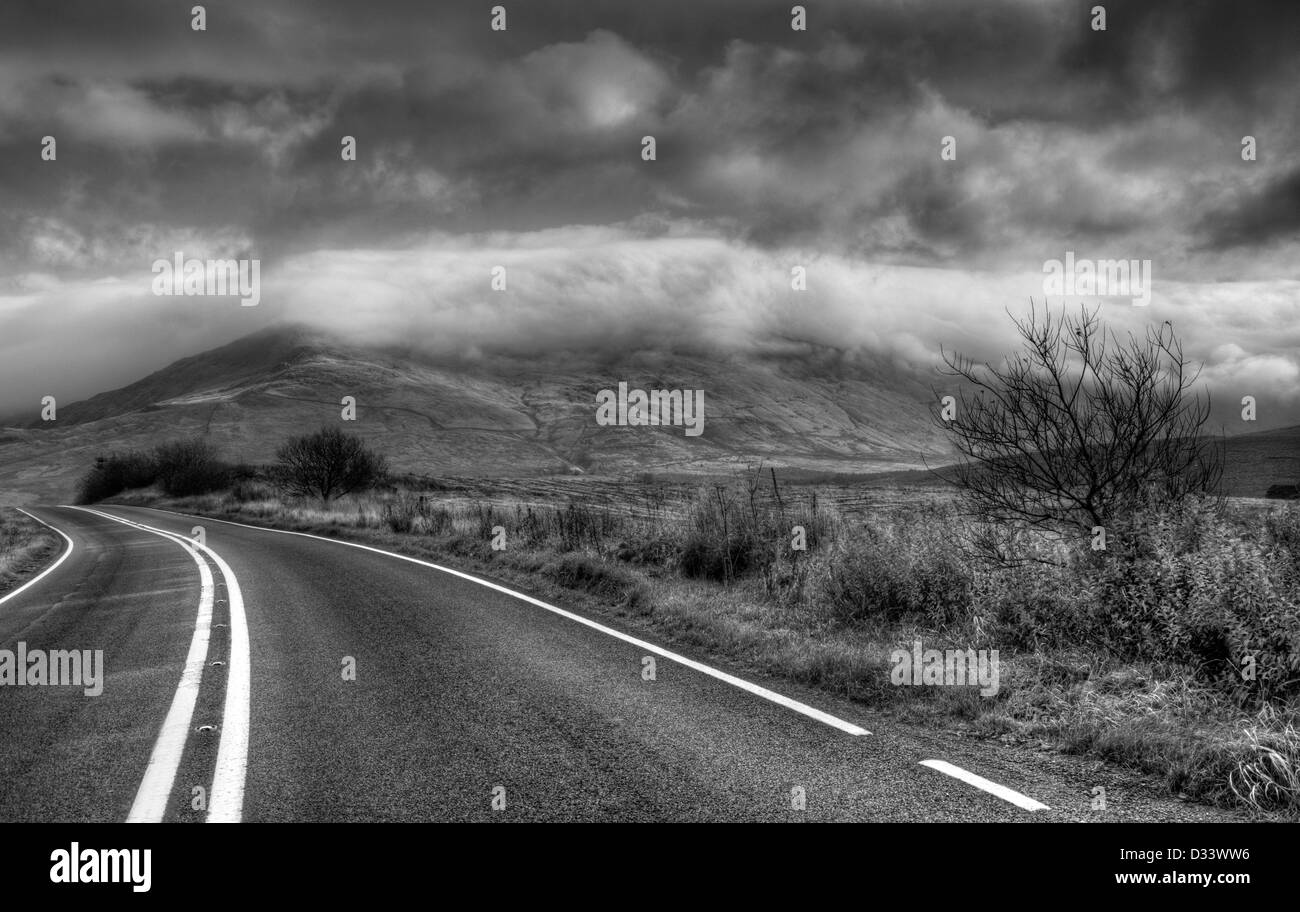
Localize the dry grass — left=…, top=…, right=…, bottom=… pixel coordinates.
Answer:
left=0, top=508, right=61, bottom=596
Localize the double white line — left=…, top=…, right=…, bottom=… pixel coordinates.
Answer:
left=71, top=507, right=250, bottom=823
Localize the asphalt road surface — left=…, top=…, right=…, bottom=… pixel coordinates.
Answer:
left=0, top=504, right=1245, bottom=823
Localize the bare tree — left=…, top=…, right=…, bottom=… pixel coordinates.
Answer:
left=272, top=426, right=388, bottom=502
left=935, top=304, right=1222, bottom=540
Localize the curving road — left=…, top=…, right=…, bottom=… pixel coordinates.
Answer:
left=0, top=504, right=1244, bottom=823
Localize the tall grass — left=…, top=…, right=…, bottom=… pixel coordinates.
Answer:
left=678, top=466, right=838, bottom=586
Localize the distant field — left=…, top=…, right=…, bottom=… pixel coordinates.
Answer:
left=392, top=470, right=954, bottom=528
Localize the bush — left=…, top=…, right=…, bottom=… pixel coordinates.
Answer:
left=272, top=426, right=388, bottom=501
left=1264, top=507, right=1300, bottom=586
left=75, top=450, right=157, bottom=503
left=380, top=493, right=448, bottom=535
left=382, top=496, right=420, bottom=534
left=227, top=477, right=274, bottom=503
left=153, top=438, right=231, bottom=497
left=676, top=476, right=821, bottom=583
left=971, top=499, right=1300, bottom=703
left=75, top=438, right=232, bottom=502
left=822, top=538, right=910, bottom=623
left=679, top=526, right=763, bottom=582
left=969, top=562, right=1077, bottom=650
left=615, top=538, right=678, bottom=565
left=823, top=516, right=973, bottom=627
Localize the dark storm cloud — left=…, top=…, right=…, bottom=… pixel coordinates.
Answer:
left=0, top=0, right=1297, bottom=424
left=1196, top=167, right=1300, bottom=250
left=1, top=0, right=1297, bottom=264
left=1054, top=0, right=1300, bottom=117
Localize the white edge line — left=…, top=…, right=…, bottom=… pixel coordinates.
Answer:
left=128, top=505, right=870, bottom=737
left=70, top=507, right=218, bottom=823
left=0, top=508, right=76, bottom=606
left=71, top=507, right=249, bottom=824
left=919, top=759, right=1050, bottom=812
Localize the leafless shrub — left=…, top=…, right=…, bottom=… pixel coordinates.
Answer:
left=936, top=304, right=1223, bottom=552
left=271, top=426, right=388, bottom=502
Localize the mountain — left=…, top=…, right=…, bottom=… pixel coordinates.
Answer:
left=2, top=324, right=1295, bottom=505
left=0, top=325, right=955, bottom=503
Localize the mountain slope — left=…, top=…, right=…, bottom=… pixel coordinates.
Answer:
left=0, top=325, right=953, bottom=502
left=29, top=325, right=337, bottom=427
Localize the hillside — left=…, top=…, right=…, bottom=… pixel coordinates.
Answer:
left=0, top=325, right=953, bottom=503
left=2, top=324, right=1293, bottom=505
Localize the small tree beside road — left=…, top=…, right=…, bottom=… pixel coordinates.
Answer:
left=272, top=426, right=388, bottom=502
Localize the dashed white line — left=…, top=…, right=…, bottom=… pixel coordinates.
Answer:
left=133, top=505, right=870, bottom=737
left=919, top=759, right=1050, bottom=811
left=0, top=508, right=75, bottom=606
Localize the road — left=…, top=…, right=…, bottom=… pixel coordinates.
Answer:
left=0, top=504, right=1243, bottom=822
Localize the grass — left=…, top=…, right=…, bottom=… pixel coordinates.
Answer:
left=107, top=469, right=1300, bottom=817
left=0, top=508, right=61, bottom=596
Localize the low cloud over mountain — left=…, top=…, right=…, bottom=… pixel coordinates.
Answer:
left=2, top=0, right=1297, bottom=428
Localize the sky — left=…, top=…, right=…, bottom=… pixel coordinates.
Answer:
left=1, top=0, right=1298, bottom=429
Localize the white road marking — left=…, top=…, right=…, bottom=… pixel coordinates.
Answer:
left=71, top=508, right=215, bottom=822
left=919, top=759, right=1050, bottom=811
left=198, top=539, right=249, bottom=824
left=89, top=511, right=216, bottom=822
left=72, top=507, right=250, bottom=823
left=134, top=506, right=870, bottom=737
left=0, top=508, right=75, bottom=606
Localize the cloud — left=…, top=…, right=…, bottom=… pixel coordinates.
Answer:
left=1, top=0, right=1297, bottom=432
left=211, top=92, right=334, bottom=167
left=7, top=222, right=1296, bottom=422
left=507, top=30, right=673, bottom=133
left=3, top=0, right=1299, bottom=275
left=0, top=77, right=205, bottom=146
left=1196, top=167, right=1300, bottom=251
